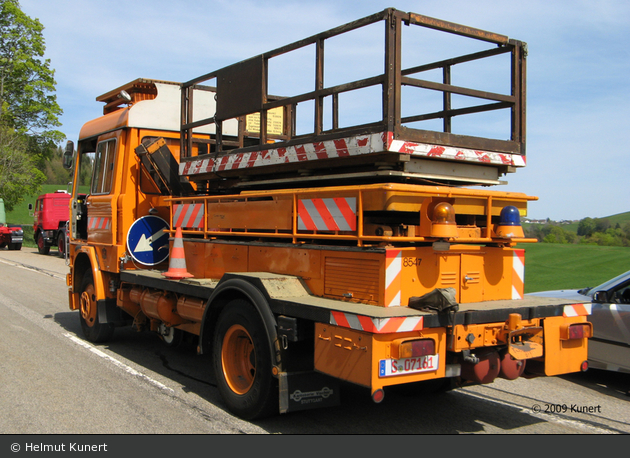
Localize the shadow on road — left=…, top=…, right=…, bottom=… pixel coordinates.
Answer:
left=561, top=369, right=630, bottom=400
left=52, top=310, right=559, bottom=434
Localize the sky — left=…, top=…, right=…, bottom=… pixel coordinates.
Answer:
left=18, top=0, right=630, bottom=221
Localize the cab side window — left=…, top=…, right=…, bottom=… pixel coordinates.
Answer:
left=91, top=139, right=116, bottom=195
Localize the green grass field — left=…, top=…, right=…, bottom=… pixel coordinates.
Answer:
left=520, top=242, right=630, bottom=293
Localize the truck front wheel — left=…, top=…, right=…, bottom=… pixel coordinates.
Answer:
left=37, top=233, right=50, bottom=255
left=57, top=232, right=65, bottom=256
left=79, top=272, right=114, bottom=343
left=213, top=299, right=278, bottom=420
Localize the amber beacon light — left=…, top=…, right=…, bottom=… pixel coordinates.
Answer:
left=430, top=202, right=458, bottom=238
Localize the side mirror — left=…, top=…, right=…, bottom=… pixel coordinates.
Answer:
left=593, top=291, right=608, bottom=303
left=63, top=140, right=74, bottom=170
left=28, top=203, right=33, bottom=211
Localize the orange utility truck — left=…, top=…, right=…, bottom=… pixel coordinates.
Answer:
left=62, top=9, right=592, bottom=420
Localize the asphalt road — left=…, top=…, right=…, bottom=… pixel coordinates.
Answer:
left=0, top=247, right=629, bottom=436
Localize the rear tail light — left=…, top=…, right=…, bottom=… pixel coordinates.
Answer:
left=372, top=389, right=385, bottom=403
left=560, top=322, right=593, bottom=340
left=396, top=339, right=436, bottom=359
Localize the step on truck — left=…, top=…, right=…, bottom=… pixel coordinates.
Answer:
left=62, top=8, right=592, bottom=420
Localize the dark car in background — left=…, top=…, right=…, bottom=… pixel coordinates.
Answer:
left=529, top=270, right=630, bottom=374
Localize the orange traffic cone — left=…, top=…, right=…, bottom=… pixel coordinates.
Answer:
left=162, top=227, right=193, bottom=279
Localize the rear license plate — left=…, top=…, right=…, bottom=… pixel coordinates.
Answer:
left=379, top=355, right=439, bottom=377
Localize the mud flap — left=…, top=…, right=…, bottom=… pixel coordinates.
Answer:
left=278, top=371, right=340, bottom=414
left=97, top=298, right=130, bottom=326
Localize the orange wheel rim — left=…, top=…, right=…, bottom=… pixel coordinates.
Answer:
left=222, top=324, right=256, bottom=395
left=79, top=283, right=97, bottom=327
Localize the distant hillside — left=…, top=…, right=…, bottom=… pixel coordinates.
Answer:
left=524, top=211, right=630, bottom=234
left=523, top=210, right=630, bottom=247
left=606, top=211, right=630, bottom=226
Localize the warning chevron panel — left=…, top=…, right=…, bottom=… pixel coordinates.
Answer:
left=297, top=197, right=356, bottom=231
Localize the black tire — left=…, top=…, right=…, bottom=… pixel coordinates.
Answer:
left=57, top=231, right=65, bottom=256
left=37, top=232, right=50, bottom=255
left=213, top=299, right=278, bottom=420
left=79, top=271, right=114, bottom=343
left=8, top=243, right=21, bottom=251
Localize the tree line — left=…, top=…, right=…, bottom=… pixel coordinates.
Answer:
left=525, top=218, right=630, bottom=247
left=0, top=0, right=63, bottom=211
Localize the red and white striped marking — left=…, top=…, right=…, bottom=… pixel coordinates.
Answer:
left=384, top=132, right=527, bottom=167
left=297, top=197, right=356, bottom=231
left=180, top=134, right=380, bottom=176
left=331, top=311, right=424, bottom=334
left=385, top=249, right=402, bottom=307
left=512, top=249, right=525, bottom=300
left=563, top=303, right=592, bottom=317
left=179, top=131, right=526, bottom=177
left=173, top=203, right=205, bottom=229
left=88, top=216, right=111, bottom=230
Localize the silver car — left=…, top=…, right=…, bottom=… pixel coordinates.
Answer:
left=529, top=270, right=630, bottom=374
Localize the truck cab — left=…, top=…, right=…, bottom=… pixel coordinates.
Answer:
left=63, top=79, right=232, bottom=276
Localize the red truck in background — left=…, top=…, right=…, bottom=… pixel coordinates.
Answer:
left=32, top=191, right=71, bottom=255
left=0, top=198, right=23, bottom=251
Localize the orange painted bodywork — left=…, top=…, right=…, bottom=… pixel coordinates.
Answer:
left=314, top=323, right=447, bottom=391
left=535, top=316, right=590, bottom=376
left=180, top=240, right=523, bottom=306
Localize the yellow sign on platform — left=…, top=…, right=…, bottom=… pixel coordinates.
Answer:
left=246, top=107, right=284, bottom=136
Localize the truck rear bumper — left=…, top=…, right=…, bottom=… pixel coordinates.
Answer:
left=314, top=313, right=590, bottom=396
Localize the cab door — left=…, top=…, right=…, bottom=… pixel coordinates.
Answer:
left=86, top=135, right=119, bottom=245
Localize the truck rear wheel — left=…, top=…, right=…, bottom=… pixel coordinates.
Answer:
left=37, top=233, right=50, bottom=255
left=79, top=272, right=114, bottom=343
left=213, top=299, right=278, bottom=420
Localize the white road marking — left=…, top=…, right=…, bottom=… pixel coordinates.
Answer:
left=0, top=262, right=175, bottom=396
left=64, top=332, right=174, bottom=394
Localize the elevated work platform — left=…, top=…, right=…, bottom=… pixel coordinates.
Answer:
left=178, top=8, right=527, bottom=190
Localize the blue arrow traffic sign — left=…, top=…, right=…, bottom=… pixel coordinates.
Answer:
left=126, top=216, right=170, bottom=265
